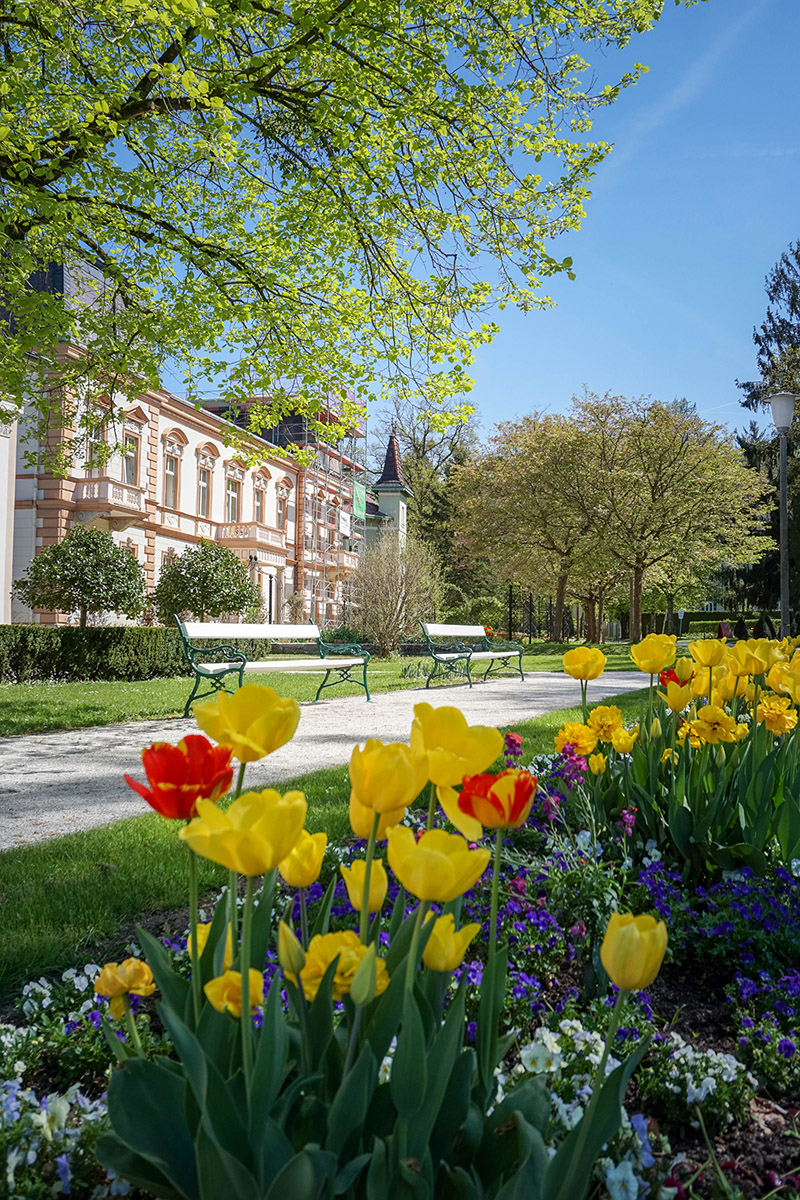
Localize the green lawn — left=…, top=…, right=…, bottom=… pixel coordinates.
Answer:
left=0, top=642, right=637, bottom=737
left=0, top=690, right=646, bottom=1000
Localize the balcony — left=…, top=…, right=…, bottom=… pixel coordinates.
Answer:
left=323, top=549, right=360, bottom=578
left=216, top=523, right=286, bottom=550
left=73, top=478, right=147, bottom=526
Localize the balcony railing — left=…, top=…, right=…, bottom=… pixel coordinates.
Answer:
left=323, top=549, right=360, bottom=577
left=217, top=522, right=286, bottom=549
left=73, top=478, right=146, bottom=515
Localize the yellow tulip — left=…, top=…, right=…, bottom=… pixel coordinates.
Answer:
left=562, top=647, right=606, bottom=681
left=610, top=726, right=638, bottom=755
left=204, top=969, right=264, bottom=1018
left=94, top=957, right=156, bottom=1019
left=768, top=663, right=790, bottom=695
left=188, top=922, right=234, bottom=972
left=349, top=739, right=428, bottom=813
left=677, top=720, right=702, bottom=749
left=278, top=830, right=327, bottom=888
left=716, top=669, right=750, bottom=703
left=660, top=747, right=678, bottom=765
left=588, top=752, right=607, bottom=776
left=650, top=717, right=662, bottom=739
left=726, top=639, right=769, bottom=677
left=587, top=705, right=623, bottom=742
left=659, top=680, right=694, bottom=713
left=691, top=704, right=737, bottom=745
left=688, top=638, right=727, bottom=668
left=422, top=913, right=481, bottom=972
left=349, top=792, right=406, bottom=840
left=600, top=912, right=668, bottom=991
left=553, top=722, right=598, bottom=756
left=286, top=930, right=389, bottom=1002
left=630, top=635, right=676, bottom=675
left=340, top=858, right=388, bottom=914
left=278, top=922, right=306, bottom=975
left=691, top=665, right=726, bottom=700
left=179, top=790, right=307, bottom=875
left=387, top=826, right=491, bottom=902
left=194, top=684, right=300, bottom=762
left=757, top=694, right=798, bottom=735
left=673, top=657, right=695, bottom=683
left=410, top=704, right=503, bottom=787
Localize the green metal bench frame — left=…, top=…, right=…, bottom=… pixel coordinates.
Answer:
left=419, top=621, right=525, bottom=688
left=175, top=618, right=247, bottom=716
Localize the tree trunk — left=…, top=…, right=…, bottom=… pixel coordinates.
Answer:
left=631, top=565, right=644, bottom=642
left=79, top=605, right=87, bottom=629
left=553, top=574, right=568, bottom=644
left=664, top=591, right=675, bottom=635
left=597, top=594, right=606, bottom=644
left=585, top=598, right=597, bottom=643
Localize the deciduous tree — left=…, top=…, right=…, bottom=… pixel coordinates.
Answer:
left=351, top=532, right=443, bottom=656
left=0, top=0, right=697, bottom=468
left=13, top=524, right=146, bottom=627
left=153, top=540, right=259, bottom=623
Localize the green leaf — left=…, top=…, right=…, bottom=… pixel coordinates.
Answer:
left=196, top=1124, right=260, bottom=1200
left=95, top=1132, right=189, bottom=1200
left=263, top=1148, right=338, bottom=1200
left=249, top=973, right=290, bottom=1122
left=776, top=797, right=800, bottom=862
left=391, top=994, right=427, bottom=1119
left=495, top=1111, right=548, bottom=1199
left=407, top=979, right=467, bottom=1155
left=311, top=872, right=338, bottom=938
left=250, top=869, right=277, bottom=972
left=137, top=925, right=191, bottom=1017
left=325, top=1042, right=377, bottom=1156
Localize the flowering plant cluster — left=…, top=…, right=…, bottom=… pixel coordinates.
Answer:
left=636, top=1033, right=757, bottom=1133
left=725, top=966, right=800, bottom=1094
left=559, top=635, right=800, bottom=881
left=81, top=686, right=668, bottom=1200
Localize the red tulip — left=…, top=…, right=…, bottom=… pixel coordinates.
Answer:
left=124, top=736, right=234, bottom=819
left=457, top=769, right=537, bottom=831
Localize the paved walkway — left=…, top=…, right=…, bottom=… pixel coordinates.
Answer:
left=0, top=672, right=643, bottom=851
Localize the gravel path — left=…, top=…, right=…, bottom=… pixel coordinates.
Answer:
left=0, top=672, right=643, bottom=851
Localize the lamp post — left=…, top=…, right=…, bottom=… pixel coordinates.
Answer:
left=769, top=392, right=798, bottom=637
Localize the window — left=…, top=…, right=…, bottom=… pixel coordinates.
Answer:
left=277, top=492, right=287, bottom=528
left=254, top=487, right=264, bottom=524
left=123, top=434, right=139, bottom=486
left=226, top=478, right=240, bottom=522
left=86, top=430, right=105, bottom=478
left=164, top=454, right=178, bottom=508
left=198, top=467, right=210, bottom=518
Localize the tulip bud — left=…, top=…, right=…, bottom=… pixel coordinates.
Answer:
left=715, top=745, right=726, bottom=769
left=278, top=921, right=306, bottom=976
left=349, top=942, right=378, bottom=1007
left=674, top=657, right=694, bottom=683
left=650, top=717, right=662, bottom=740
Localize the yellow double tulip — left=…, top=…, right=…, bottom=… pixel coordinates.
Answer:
left=757, top=694, right=798, bottom=735
left=630, top=634, right=676, bottom=675
left=387, top=827, right=490, bottom=902
left=553, top=722, right=598, bottom=756
left=410, top=704, right=503, bottom=787
left=422, top=913, right=481, bottom=972
left=195, top=684, right=300, bottom=762
left=279, top=830, right=327, bottom=889
left=179, top=790, right=307, bottom=875
left=286, top=930, right=389, bottom=1002
left=587, top=705, right=623, bottom=742
left=94, top=958, right=156, bottom=1019
left=600, top=912, right=667, bottom=991
left=690, top=704, right=737, bottom=745
left=562, top=647, right=606, bottom=681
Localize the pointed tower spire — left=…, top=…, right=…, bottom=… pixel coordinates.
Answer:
left=375, top=428, right=410, bottom=491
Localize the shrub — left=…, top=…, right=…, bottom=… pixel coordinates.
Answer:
left=152, top=541, right=259, bottom=623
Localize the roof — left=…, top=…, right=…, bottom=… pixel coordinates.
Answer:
left=374, top=431, right=412, bottom=493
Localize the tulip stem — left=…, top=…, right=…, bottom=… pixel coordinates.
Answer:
left=359, top=811, right=380, bottom=945
left=489, top=829, right=504, bottom=967
left=647, top=674, right=654, bottom=734
left=708, top=665, right=713, bottom=706
left=299, top=887, right=309, bottom=949
left=342, top=1005, right=363, bottom=1076
left=122, top=995, right=144, bottom=1058
left=752, top=679, right=761, bottom=789
left=234, top=761, right=246, bottom=799
left=426, top=781, right=437, bottom=832
left=187, top=844, right=202, bottom=1025
left=404, top=901, right=429, bottom=991
left=580, top=679, right=588, bottom=725
left=240, top=875, right=255, bottom=1098
left=229, top=869, right=239, bottom=947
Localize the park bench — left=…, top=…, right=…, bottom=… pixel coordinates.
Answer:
left=419, top=621, right=525, bottom=689
left=175, top=618, right=371, bottom=716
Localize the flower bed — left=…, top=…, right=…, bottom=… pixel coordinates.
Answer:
left=4, top=635, right=800, bottom=1198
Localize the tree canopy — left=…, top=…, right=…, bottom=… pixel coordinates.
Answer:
left=0, top=0, right=699, bottom=468
left=738, top=239, right=800, bottom=411
left=13, top=523, right=146, bottom=627
left=153, top=540, right=259, bottom=623
left=451, top=395, right=773, bottom=640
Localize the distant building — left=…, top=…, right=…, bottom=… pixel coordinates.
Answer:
left=365, top=428, right=413, bottom=547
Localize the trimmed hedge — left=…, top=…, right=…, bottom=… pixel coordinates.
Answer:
left=0, top=626, right=288, bottom=684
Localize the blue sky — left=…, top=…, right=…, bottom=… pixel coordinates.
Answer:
left=465, top=0, right=799, bottom=440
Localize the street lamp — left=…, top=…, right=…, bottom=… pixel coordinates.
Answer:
left=769, top=392, right=799, bottom=637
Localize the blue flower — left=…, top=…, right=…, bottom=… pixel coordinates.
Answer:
left=778, top=1038, right=796, bottom=1059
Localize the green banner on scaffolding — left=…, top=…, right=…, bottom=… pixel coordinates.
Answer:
left=353, top=482, right=367, bottom=519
